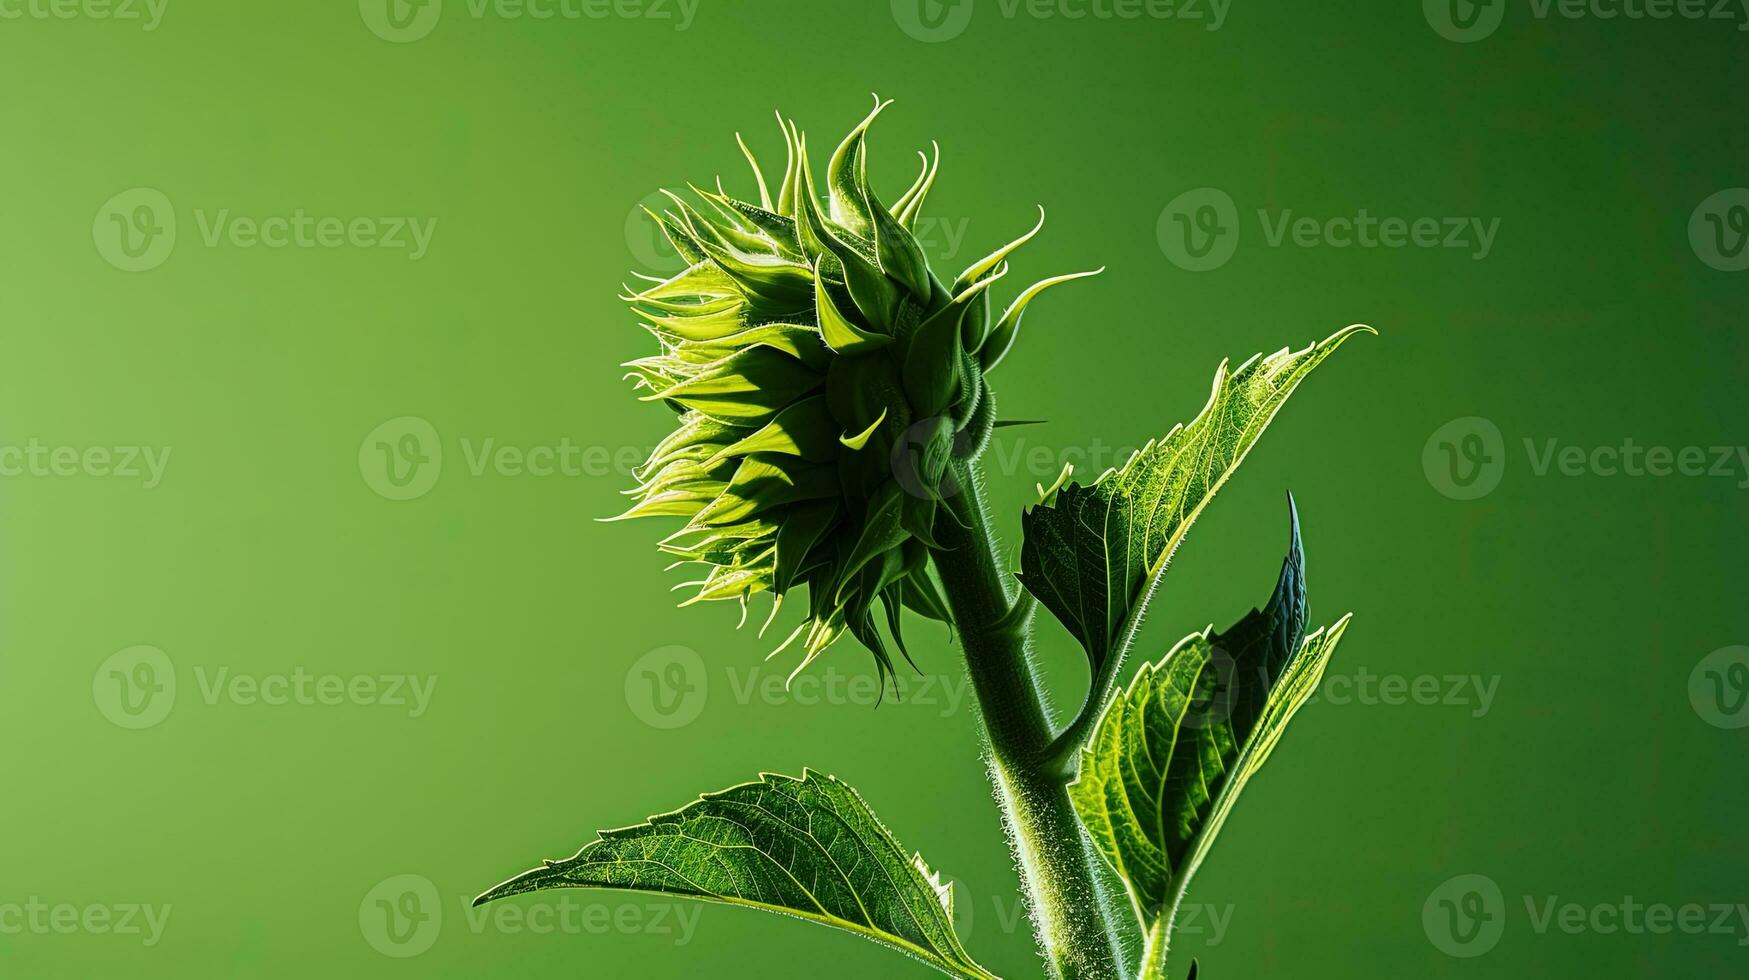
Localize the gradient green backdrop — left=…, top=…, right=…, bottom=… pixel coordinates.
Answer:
left=4, top=1, right=1747, bottom=977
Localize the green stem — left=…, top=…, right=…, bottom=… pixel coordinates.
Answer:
left=930, top=460, right=1131, bottom=980
left=1136, top=918, right=1170, bottom=980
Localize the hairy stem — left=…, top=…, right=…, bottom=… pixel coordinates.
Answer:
left=930, top=460, right=1131, bottom=980
left=1136, top=917, right=1170, bottom=980
left=1042, top=604, right=1150, bottom=778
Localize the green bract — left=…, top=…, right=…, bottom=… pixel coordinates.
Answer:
left=613, top=98, right=1101, bottom=681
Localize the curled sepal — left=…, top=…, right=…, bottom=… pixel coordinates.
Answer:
left=872, top=188, right=932, bottom=300
left=979, top=268, right=1105, bottom=373
left=736, top=132, right=774, bottom=212
left=954, top=207, right=1046, bottom=293
left=826, top=96, right=893, bottom=239
left=814, top=257, right=893, bottom=354
left=903, top=269, right=1007, bottom=418
left=894, top=142, right=940, bottom=230
left=709, top=395, right=839, bottom=464
left=638, top=346, right=820, bottom=425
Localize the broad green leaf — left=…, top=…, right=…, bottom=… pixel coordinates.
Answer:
left=1069, top=508, right=1352, bottom=930
left=1017, top=325, right=1370, bottom=675
left=475, top=770, right=1000, bottom=980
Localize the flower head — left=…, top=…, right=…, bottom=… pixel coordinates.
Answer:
left=614, top=98, right=1100, bottom=682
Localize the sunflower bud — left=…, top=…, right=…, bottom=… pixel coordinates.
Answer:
left=613, top=98, right=1101, bottom=682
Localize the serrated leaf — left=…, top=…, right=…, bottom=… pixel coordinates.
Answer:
left=1017, top=325, right=1370, bottom=675
left=475, top=771, right=999, bottom=980
left=1069, top=510, right=1351, bottom=931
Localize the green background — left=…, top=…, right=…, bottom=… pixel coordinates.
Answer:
left=3, top=1, right=1746, bottom=976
